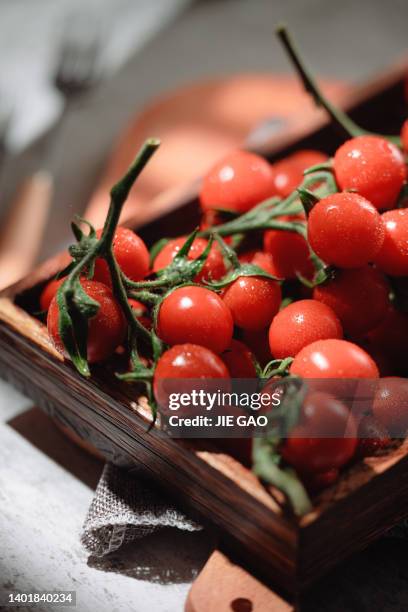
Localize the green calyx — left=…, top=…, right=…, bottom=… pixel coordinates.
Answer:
left=56, top=139, right=161, bottom=375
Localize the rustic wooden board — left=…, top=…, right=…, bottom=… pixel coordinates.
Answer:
left=1, top=62, right=408, bottom=597
left=185, top=550, right=294, bottom=612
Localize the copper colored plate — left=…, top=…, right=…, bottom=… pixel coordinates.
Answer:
left=85, top=74, right=347, bottom=228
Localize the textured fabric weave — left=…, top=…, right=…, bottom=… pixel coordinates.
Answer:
left=81, top=463, right=201, bottom=557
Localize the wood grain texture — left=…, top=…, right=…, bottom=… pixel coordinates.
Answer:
left=1, top=64, right=408, bottom=596
left=185, top=550, right=294, bottom=612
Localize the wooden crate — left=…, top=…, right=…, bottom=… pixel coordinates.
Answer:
left=1, top=62, right=408, bottom=598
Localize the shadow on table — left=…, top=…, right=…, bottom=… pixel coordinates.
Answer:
left=88, top=528, right=215, bottom=585
left=7, top=406, right=103, bottom=488
left=304, top=537, right=408, bottom=612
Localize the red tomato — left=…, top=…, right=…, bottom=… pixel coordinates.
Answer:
left=154, top=343, right=229, bottom=380
left=128, top=298, right=151, bottom=330
left=200, top=150, right=277, bottom=214
left=269, top=299, right=342, bottom=359
left=40, top=277, right=66, bottom=311
left=290, top=149, right=328, bottom=169
left=313, top=266, right=389, bottom=336
left=93, top=227, right=149, bottom=286
left=372, top=377, right=408, bottom=436
left=153, top=343, right=229, bottom=407
left=251, top=251, right=280, bottom=276
left=157, top=286, right=233, bottom=354
left=153, top=236, right=226, bottom=282
left=238, top=249, right=257, bottom=264
left=221, top=339, right=257, bottom=378
left=290, top=339, right=379, bottom=378
left=128, top=298, right=146, bottom=316
left=334, top=135, right=406, bottom=210
left=263, top=215, right=314, bottom=280
left=356, top=415, right=391, bottom=458
left=47, top=279, right=126, bottom=363
left=401, top=119, right=408, bottom=153
left=271, top=150, right=328, bottom=198
left=373, top=209, right=408, bottom=276
left=222, top=275, right=281, bottom=331
left=308, top=192, right=385, bottom=268
left=238, top=250, right=277, bottom=275
left=281, top=391, right=357, bottom=474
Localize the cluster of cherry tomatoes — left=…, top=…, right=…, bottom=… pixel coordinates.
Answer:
left=41, top=120, right=408, bottom=496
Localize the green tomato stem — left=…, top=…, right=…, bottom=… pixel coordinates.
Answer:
left=105, top=250, right=152, bottom=344
left=199, top=171, right=335, bottom=238
left=276, top=25, right=364, bottom=139
left=99, top=139, right=160, bottom=249
left=252, top=438, right=312, bottom=516
left=276, top=25, right=401, bottom=146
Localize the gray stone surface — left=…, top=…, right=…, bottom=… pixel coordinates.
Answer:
left=0, top=402, right=210, bottom=612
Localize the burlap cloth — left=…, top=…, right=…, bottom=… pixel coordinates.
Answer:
left=81, top=463, right=201, bottom=557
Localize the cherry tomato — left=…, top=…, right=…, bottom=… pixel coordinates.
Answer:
left=93, top=227, right=149, bottom=286
left=334, top=135, right=406, bottom=210
left=221, top=339, right=257, bottom=378
left=290, top=149, right=328, bottom=169
left=237, top=249, right=256, bottom=264
left=200, top=150, right=277, bottom=214
left=154, top=343, right=229, bottom=380
left=372, top=377, right=408, bottom=436
left=238, top=248, right=275, bottom=270
left=308, top=192, right=385, bottom=268
left=268, top=299, right=342, bottom=359
left=281, top=391, right=357, bottom=474
left=40, top=277, right=66, bottom=311
left=356, top=415, right=391, bottom=458
left=373, top=209, right=408, bottom=276
left=222, top=275, right=281, bottom=331
left=47, top=279, right=126, bottom=363
left=263, top=215, right=314, bottom=280
left=313, top=266, right=389, bottom=336
left=153, top=236, right=226, bottom=282
left=128, top=298, right=151, bottom=330
left=153, top=343, right=229, bottom=407
left=290, top=339, right=379, bottom=378
left=128, top=298, right=146, bottom=316
left=157, top=286, right=233, bottom=354
left=271, top=150, right=328, bottom=198
left=401, top=119, right=408, bottom=153
left=251, top=251, right=280, bottom=276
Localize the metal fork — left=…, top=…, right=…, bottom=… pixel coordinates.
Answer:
left=0, top=16, right=103, bottom=289
left=53, top=18, right=102, bottom=101
left=47, top=16, right=103, bottom=166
